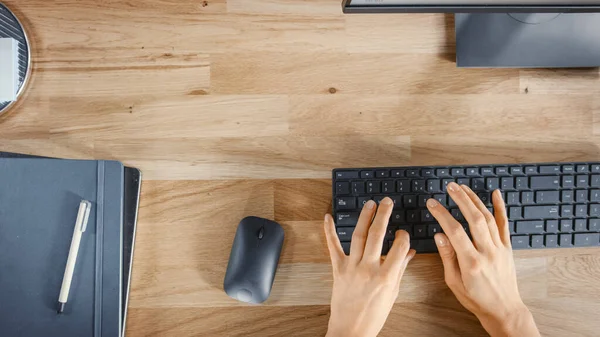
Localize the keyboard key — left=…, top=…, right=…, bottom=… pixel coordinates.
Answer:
left=478, top=192, right=491, bottom=205
left=466, top=167, right=479, bottom=176
left=336, top=182, right=350, bottom=195
left=472, top=178, right=484, bottom=191
left=509, top=207, right=522, bottom=219
left=427, top=179, right=441, bottom=193
left=376, top=170, right=390, bottom=178
left=577, top=164, right=589, bottom=173
left=418, top=195, right=429, bottom=207
left=559, top=234, right=573, bottom=247
left=561, top=190, right=574, bottom=203
left=516, top=220, right=544, bottom=234
left=456, top=178, right=470, bottom=186
left=574, top=219, right=587, bottom=232
left=391, top=211, right=405, bottom=224
left=382, top=180, right=394, bottom=193
left=535, top=190, right=559, bottom=203
left=521, top=191, right=534, bottom=205
left=576, top=175, right=589, bottom=188
left=511, top=236, right=529, bottom=249
left=336, top=212, right=358, bottom=226
left=407, top=210, right=419, bottom=223
left=336, top=171, right=359, bottom=179
left=407, top=169, right=419, bottom=177
left=590, top=204, right=600, bottom=217
left=442, top=179, right=455, bottom=192
left=404, top=195, right=417, bottom=208
left=397, top=225, right=412, bottom=236
left=373, top=196, right=386, bottom=204
left=562, top=165, right=574, bottom=173
left=390, top=196, right=402, bottom=209
left=351, top=182, right=365, bottom=195
left=508, top=221, right=515, bottom=233
left=421, top=168, right=435, bottom=177
left=531, top=235, right=544, bottom=248
left=361, top=171, right=374, bottom=179
left=574, top=233, right=600, bottom=247
left=337, top=227, right=355, bottom=241
left=525, top=166, right=537, bottom=174
left=593, top=164, right=600, bottom=173
left=524, top=205, right=559, bottom=219
left=367, top=181, right=380, bottom=193
left=337, top=197, right=356, bottom=210
left=421, top=209, right=434, bottom=222
left=576, top=189, right=588, bottom=202
left=546, top=220, right=558, bottom=232
left=495, top=167, right=509, bottom=175
left=506, top=192, right=519, bottom=205
left=561, top=205, right=573, bottom=217
left=381, top=241, right=390, bottom=255
left=592, top=175, right=600, bottom=187
left=411, top=239, right=437, bottom=253
left=451, top=168, right=464, bottom=176
left=397, top=180, right=409, bottom=193
left=412, top=180, right=426, bottom=192
left=560, top=220, right=573, bottom=232
left=451, top=208, right=464, bottom=221
left=357, top=197, right=372, bottom=208
left=501, top=177, right=514, bottom=190
left=341, top=242, right=351, bottom=254
left=486, top=178, right=499, bottom=190
left=428, top=224, right=442, bottom=237
left=481, top=167, right=494, bottom=176
left=436, top=168, right=450, bottom=177
left=575, top=204, right=587, bottom=217
left=414, top=225, right=427, bottom=238
left=530, top=176, right=560, bottom=189
left=545, top=234, right=558, bottom=247
left=391, top=170, right=405, bottom=177
left=540, top=165, right=560, bottom=174
left=562, top=176, right=575, bottom=188
left=589, top=218, right=600, bottom=231
left=433, top=194, right=447, bottom=206
left=516, top=177, right=528, bottom=190
left=592, top=190, right=600, bottom=202
left=510, top=167, right=524, bottom=175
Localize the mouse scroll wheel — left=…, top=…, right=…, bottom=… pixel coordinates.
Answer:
left=258, top=226, right=265, bottom=240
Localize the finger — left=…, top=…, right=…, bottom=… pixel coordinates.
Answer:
left=447, top=183, right=494, bottom=250
left=426, top=198, right=478, bottom=263
left=395, top=249, right=416, bottom=289
left=382, top=230, right=410, bottom=274
left=350, top=200, right=377, bottom=262
left=492, top=190, right=511, bottom=247
left=434, top=233, right=466, bottom=293
left=461, top=185, right=502, bottom=248
left=363, top=197, right=394, bottom=262
left=324, top=214, right=345, bottom=266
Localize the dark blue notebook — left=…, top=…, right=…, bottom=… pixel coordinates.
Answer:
left=0, top=158, right=124, bottom=337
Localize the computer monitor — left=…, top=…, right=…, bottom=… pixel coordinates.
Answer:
left=342, top=0, right=600, bottom=68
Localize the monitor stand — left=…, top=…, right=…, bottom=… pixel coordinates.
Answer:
left=455, top=13, right=600, bottom=68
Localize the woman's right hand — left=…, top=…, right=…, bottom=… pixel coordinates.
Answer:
left=426, top=182, right=540, bottom=337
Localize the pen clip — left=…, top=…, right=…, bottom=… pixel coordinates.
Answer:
left=79, top=200, right=92, bottom=232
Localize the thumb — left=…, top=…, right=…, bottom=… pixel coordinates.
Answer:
left=434, top=233, right=463, bottom=291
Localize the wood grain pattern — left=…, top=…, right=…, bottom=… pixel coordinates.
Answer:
left=1, top=0, right=600, bottom=336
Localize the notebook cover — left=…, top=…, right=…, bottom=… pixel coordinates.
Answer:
left=0, top=158, right=123, bottom=337
left=0, top=151, right=140, bottom=337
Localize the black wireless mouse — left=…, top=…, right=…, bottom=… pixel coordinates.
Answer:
left=223, top=216, right=285, bottom=304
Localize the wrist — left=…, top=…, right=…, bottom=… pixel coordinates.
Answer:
left=478, top=304, right=540, bottom=337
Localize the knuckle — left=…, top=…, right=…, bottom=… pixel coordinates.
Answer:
left=351, top=232, right=367, bottom=242
left=471, top=213, right=486, bottom=225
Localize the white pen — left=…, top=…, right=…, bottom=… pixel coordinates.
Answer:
left=57, top=200, right=92, bottom=314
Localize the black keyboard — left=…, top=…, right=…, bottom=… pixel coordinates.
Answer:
left=332, top=163, right=600, bottom=254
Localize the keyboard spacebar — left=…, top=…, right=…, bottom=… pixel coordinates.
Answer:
left=524, top=205, right=559, bottom=219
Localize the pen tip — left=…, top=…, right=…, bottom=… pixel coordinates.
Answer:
left=57, top=303, right=65, bottom=314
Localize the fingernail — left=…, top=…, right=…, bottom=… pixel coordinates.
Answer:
left=324, top=214, right=331, bottom=222
left=448, top=182, right=459, bottom=192
left=427, top=198, right=438, bottom=207
left=365, top=200, right=376, bottom=209
left=381, top=197, right=393, bottom=206
left=436, top=234, right=447, bottom=247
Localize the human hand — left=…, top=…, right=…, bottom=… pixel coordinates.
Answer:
left=324, top=197, right=416, bottom=337
left=427, top=183, right=540, bottom=337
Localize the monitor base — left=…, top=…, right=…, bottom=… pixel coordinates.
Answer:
left=456, top=13, right=600, bottom=68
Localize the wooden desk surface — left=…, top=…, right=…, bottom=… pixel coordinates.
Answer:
left=2, top=1, right=600, bottom=336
